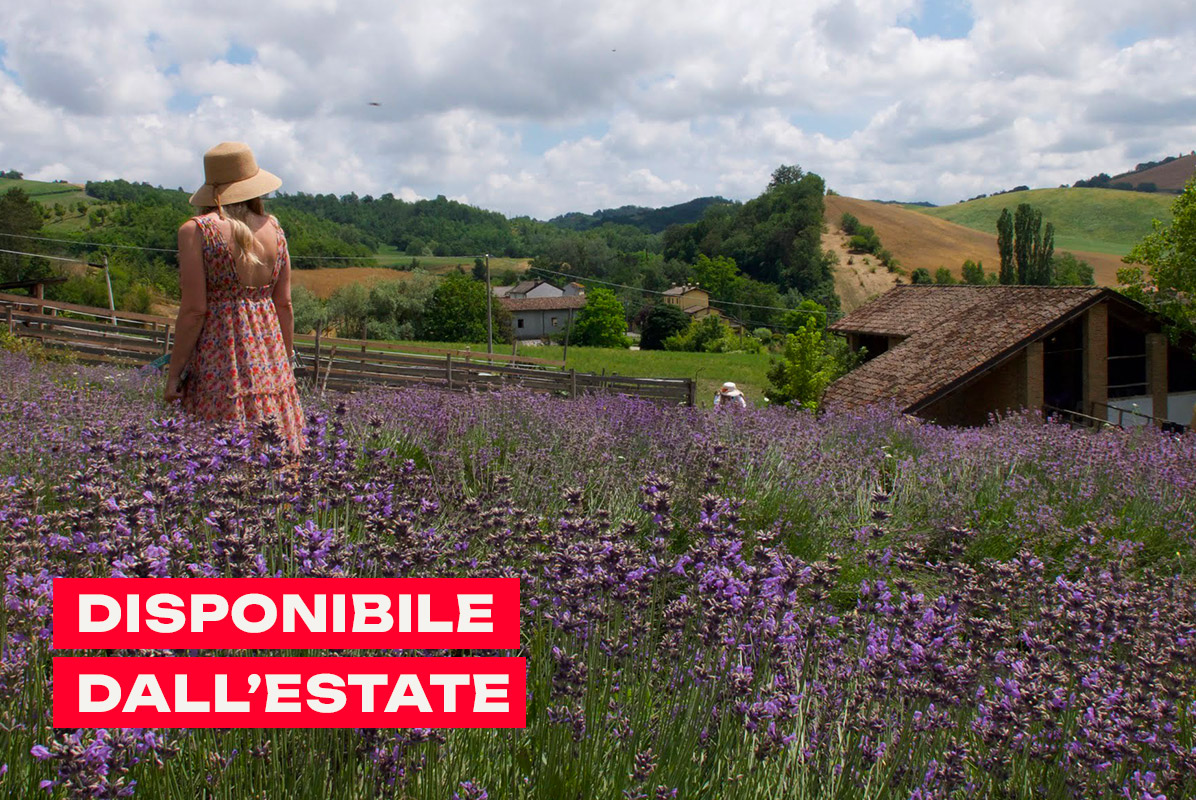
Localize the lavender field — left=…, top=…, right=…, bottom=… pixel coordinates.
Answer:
left=1, top=349, right=1194, bottom=799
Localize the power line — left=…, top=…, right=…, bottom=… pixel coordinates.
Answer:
left=0, top=232, right=178, bottom=253
left=0, top=247, right=102, bottom=267
left=525, top=265, right=829, bottom=317
left=0, top=231, right=382, bottom=262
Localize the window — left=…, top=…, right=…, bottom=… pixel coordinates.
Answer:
left=551, top=316, right=558, bottom=327
left=1107, top=317, right=1146, bottom=398
left=517, top=318, right=524, bottom=329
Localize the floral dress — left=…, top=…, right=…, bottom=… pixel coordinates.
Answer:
left=180, top=214, right=305, bottom=455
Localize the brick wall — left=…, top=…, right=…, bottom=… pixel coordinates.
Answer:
left=1083, top=304, right=1108, bottom=416
left=921, top=351, right=1028, bottom=426
left=1025, top=341, right=1044, bottom=409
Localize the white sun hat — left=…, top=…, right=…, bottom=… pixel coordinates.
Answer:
left=720, top=382, right=743, bottom=396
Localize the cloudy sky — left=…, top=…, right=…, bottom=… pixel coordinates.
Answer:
left=1, top=0, right=1193, bottom=219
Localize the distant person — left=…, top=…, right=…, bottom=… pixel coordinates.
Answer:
left=164, top=142, right=305, bottom=455
left=714, top=381, right=747, bottom=408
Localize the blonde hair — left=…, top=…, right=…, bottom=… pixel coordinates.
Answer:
left=203, top=196, right=269, bottom=269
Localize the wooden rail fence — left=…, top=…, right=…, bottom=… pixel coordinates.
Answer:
left=1, top=292, right=695, bottom=405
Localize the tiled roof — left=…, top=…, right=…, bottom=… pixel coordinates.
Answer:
left=499, top=296, right=588, bottom=312
left=824, top=286, right=1109, bottom=413
left=492, top=286, right=513, bottom=297
left=509, top=280, right=540, bottom=295
left=663, top=285, right=703, bottom=296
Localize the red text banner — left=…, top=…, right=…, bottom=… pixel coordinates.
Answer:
left=53, top=578, right=520, bottom=650
left=53, top=657, right=526, bottom=728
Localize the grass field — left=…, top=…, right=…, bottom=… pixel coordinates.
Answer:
left=372, top=338, right=773, bottom=406
left=0, top=176, right=95, bottom=208
left=909, top=187, right=1174, bottom=256
left=371, top=244, right=529, bottom=274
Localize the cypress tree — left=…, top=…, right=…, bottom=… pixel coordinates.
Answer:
left=997, top=208, right=1015, bottom=284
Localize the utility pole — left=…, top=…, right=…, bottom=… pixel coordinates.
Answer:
left=102, top=255, right=116, bottom=325
left=485, top=253, right=493, bottom=358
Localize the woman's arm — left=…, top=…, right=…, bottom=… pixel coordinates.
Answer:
left=272, top=228, right=295, bottom=356
left=165, top=220, right=207, bottom=400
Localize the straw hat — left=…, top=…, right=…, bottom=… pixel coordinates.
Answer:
left=188, top=142, right=282, bottom=208
left=720, top=381, right=743, bottom=397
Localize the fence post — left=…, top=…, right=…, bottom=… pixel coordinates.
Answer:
left=687, top=378, right=696, bottom=407
left=5, top=305, right=12, bottom=336
left=313, top=328, right=322, bottom=389
left=570, top=368, right=577, bottom=399
left=446, top=354, right=453, bottom=391
left=162, top=323, right=171, bottom=354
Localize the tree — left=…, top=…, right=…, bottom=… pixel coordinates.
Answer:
left=997, top=208, right=1015, bottom=284
left=0, top=188, right=48, bottom=283
left=292, top=286, right=328, bottom=336
left=1119, top=176, right=1196, bottom=343
left=568, top=287, right=629, bottom=348
left=765, top=325, right=837, bottom=410
left=1052, top=252, right=1094, bottom=286
left=326, top=283, right=370, bottom=339
left=419, top=272, right=495, bottom=343
left=768, top=164, right=805, bottom=188
left=1013, top=204, right=1039, bottom=284
left=472, top=257, right=487, bottom=282
left=934, top=267, right=957, bottom=285
left=692, top=254, right=739, bottom=298
left=961, top=259, right=986, bottom=285
left=639, top=302, right=690, bottom=350
left=910, top=268, right=932, bottom=284
left=780, top=299, right=827, bottom=333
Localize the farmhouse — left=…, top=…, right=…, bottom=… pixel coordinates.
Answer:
left=824, top=285, right=1196, bottom=429
left=662, top=284, right=748, bottom=334
left=499, top=295, right=587, bottom=341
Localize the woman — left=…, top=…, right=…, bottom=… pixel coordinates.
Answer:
left=714, top=381, right=747, bottom=408
left=164, top=141, right=305, bottom=455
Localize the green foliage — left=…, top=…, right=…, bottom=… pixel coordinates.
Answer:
left=839, top=212, right=861, bottom=235
left=961, top=259, right=987, bottom=285
left=366, top=272, right=438, bottom=340
left=662, top=165, right=831, bottom=297
left=764, top=326, right=837, bottom=409
left=1051, top=252, right=1095, bottom=286
left=419, top=272, right=498, bottom=344
left=910, top=268, right=933, bottom=284
left=0, top=188, right=49, bottom=284
left=0, top=329, right=74, bottom=363
left=692, top=254, right=739, bottom=298
left=1119, top=177, right=1196, bottom=343
left=997, top=208, right=1015, bottom=284
left=662, top=315, right=761, bottom=353
left=569, top=287, right=629, bottom=348
left=780, top=299, right=827, bottom=333
left=639, top=302, right=691, bottom=350
left=119, top=283, right=154, bottom=314
left=934, top=267, right=957, bottom=285
left=292, top=286, right=329, bottom=336
left=326, top=283, right=370, bottom=339
left=547, top=196, right=734, bottom=234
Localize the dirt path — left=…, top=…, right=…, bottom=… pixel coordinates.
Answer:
left=824, top=228, right=901, bottom=312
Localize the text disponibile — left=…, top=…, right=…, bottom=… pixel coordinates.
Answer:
left=52, top=578, right=525, bottom=728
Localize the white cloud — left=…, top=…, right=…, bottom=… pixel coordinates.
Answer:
left=0, top=0, right=1193, bottom=217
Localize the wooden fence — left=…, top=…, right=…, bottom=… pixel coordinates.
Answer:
left=1, top=292, right=695, bottom=405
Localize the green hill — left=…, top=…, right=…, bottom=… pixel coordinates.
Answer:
left=910, top=188, right=1174, bottom=256
left=0, top=176, right=96, bottom=208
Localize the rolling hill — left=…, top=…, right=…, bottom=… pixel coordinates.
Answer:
left=903, top=188, right=1173, bottom=256
left=824, top=195, right=1131, bottom=286
left=1111, top=153, right=1196, bottom=193
left=0, top=177, right=96, bottom=208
